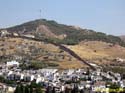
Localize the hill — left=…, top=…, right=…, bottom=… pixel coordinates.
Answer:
left=120, top=35, right=125, bottom=42
left=67, top=41, right=125, bottom=73
left=0, top=37, right=84, bottom=69
left=0, top=19, right=125, bottom=72
left=68, top=41, right=125, bottom=62
left=1, top=19, right=125, bottom=46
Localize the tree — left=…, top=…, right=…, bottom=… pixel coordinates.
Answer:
left=0, top=76, right=5, bottom=83
left=29, top=85, right=33, bottom=93
left=14, top=83, right=44, bottom=93
left=14, top=85, right=22, bottom=93
left=36, top=87, right=43, bottom=93
left=71, top=85, right=79, bottom=93
left=52, top=87, right=56, bottom=93
left=65, top=87, right=71, bottom=93
left=80, top=89, right=84, bottom=93
left=24, top=86, right=30, bottom=93
left=20, top=84, right=25, bottom=93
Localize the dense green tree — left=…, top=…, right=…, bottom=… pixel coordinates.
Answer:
left=14, top=85, right=22, bottom=93
left=109, top=83, right=120, bottom=89
left=0, top=76, right=5, bottom=82
left=36, top=87, right=43, bottom=93
left=24, top=86, right=30, bottom=93
left=20, top=84, right=25, bottom=93
left=14, top=83, right=43, bottom=93
left=52, top=87, right=56, bottom=93
left=29, top=85, right=33, bottom=93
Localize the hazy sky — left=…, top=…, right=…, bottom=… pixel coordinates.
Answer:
left=0, top=0, right=125, bottom=35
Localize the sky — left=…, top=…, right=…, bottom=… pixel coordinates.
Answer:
left=0, top=0, right=125, bottom=36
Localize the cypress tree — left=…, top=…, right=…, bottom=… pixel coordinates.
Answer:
left=24, top=85, right=30, bottom=93
left=20, top=84, right=24, bottom=93
left=14, top=85, right=22, bottom=93
left=52, top=87, right=56, bottom=93
left=29, top=85, right=33, bottom=93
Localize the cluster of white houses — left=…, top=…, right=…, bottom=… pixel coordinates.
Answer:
left=0, top=61, right=125, bottom=93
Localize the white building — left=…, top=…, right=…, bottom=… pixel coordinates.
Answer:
left=36, top=75, right=42, bottom=83
left=23, top=34, right=35, bottom=38
left=6, top=61, right=19, bottom=67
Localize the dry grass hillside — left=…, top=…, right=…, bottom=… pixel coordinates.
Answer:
left=0, top=37, right=84, bottom=69
left=67, top=41, right=125, bottom=66
left=0, top=37, right=125, bottom=70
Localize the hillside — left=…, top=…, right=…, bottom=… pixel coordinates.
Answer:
left=0, top=37, right=84, bottom=69
left=0, top=19, right=125, bottom=71
left=120, top=35, right=125, bottom=42
left=68, top=41, right=125, bottom=61
left=67, top=41, right=125, bottom=73
left=1, top=19, right=125, bottom=46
